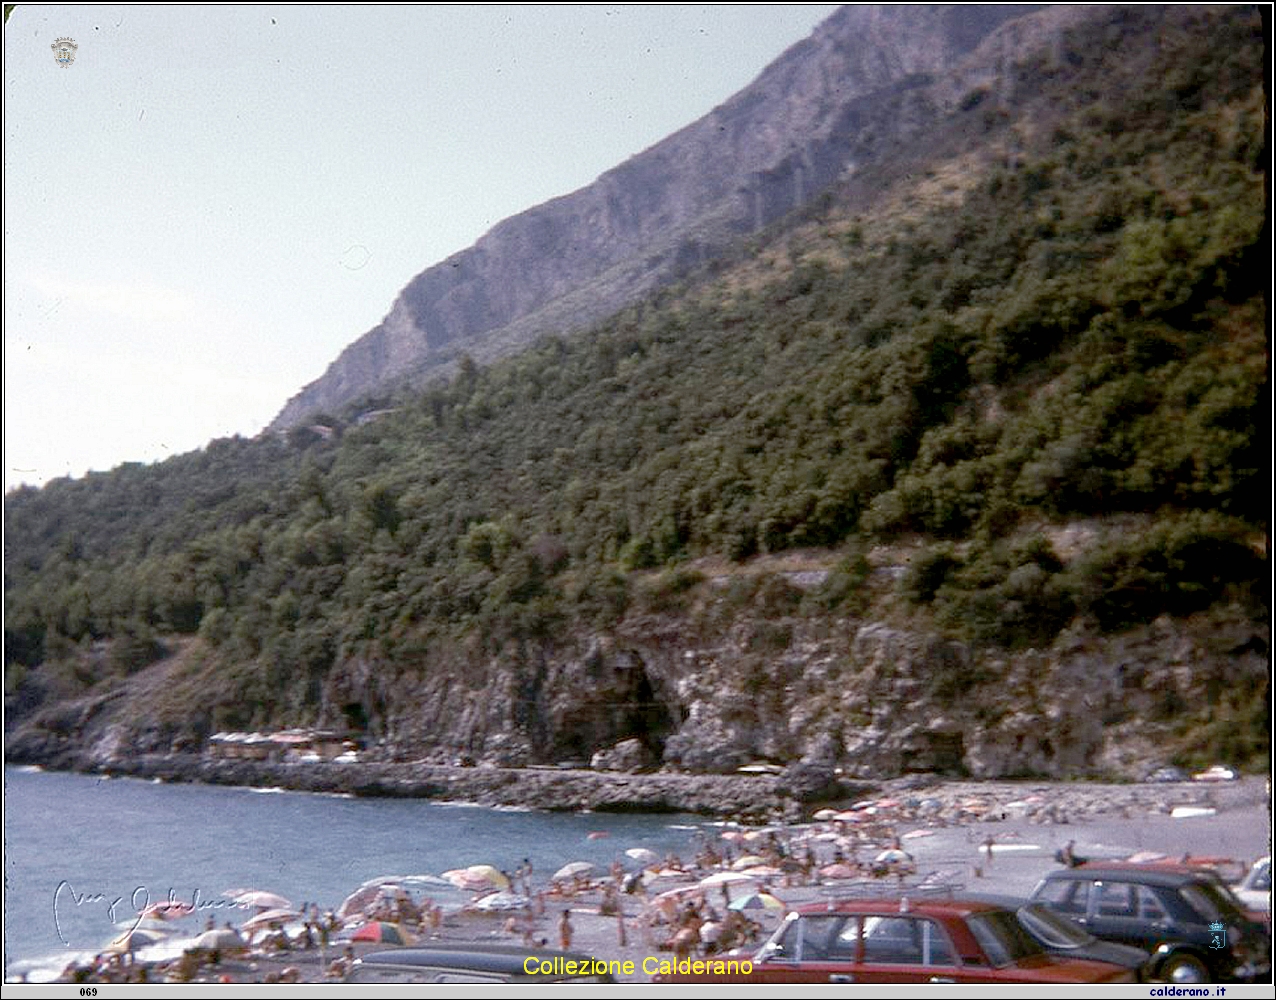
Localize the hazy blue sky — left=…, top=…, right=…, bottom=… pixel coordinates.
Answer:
left=4, top=4, right=841, bottom=490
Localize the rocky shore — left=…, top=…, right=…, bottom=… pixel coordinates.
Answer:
left=13, top=751, right=805, bottom=822
left=8, top=743, right=1267, bottom=828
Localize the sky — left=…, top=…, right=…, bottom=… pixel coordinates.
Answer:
left=3, top=4, right=842, bottom=492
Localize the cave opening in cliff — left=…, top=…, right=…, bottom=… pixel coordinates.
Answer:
left=628, top=669, right=676, bottom=759
left=341, top=702, right=368, bottom=734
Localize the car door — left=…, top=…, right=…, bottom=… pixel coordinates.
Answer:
left=1035, top=875, right=1091, bottom=919
left=748, top=913, right=856, bottom=984
left=1084, top=879, right=1166, bottom=951
left=851, top=914, right=967, bottom=984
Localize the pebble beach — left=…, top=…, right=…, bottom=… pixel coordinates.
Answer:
left=41, top=774, right=1269, bottom=985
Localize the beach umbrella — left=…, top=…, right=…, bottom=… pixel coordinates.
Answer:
left=874, top=849, right=912, bottom=864
left=240, top=907, right=301, bottom=932
left=737, top=864, right=783, bottom=878
left=699, top=871, right=755, bottom=887
left=728, top=891, right=785, bottom=913
left=339, top=885, right=384, bottom=920
left=653, top=884, right=706, bottom=904
left=344, top=921, right=416, bottom=946
left=189, top=927, right=245, bottom=953
left=442, top=866, right=509, bottom=892
left=104, top=927, right=169, bottom=953
left=469, top=891, right=532, bottom=913
left=820, top=862, right=859, bottom=879
left=553, top=861, right=595, bottom=881
left=730, top=855, right=768, bottom=871
left=466, top=865, right=510, bottom=890
left=142, top=900, right=195, bottom=921
left=395, top=873, right=455, bottom=889
left=113, top=916, right=176, bottom=935
left=646, top=868, right=692, bottom=881
left=230, top=890, right=292, bottom=911
left=625, top=848, right=660, bottom=866
left=359, top=874, right=409, bottom=889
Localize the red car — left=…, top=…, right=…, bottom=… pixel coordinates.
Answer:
left=653, top=897, right=1139, bottom=984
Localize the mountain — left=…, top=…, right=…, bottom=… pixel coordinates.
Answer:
left=5, top=3, right=1267, bottom=787
left=269, top=4, right=1048, bottom=430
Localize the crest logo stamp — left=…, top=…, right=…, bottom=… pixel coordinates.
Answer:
left=51, top=37, right=78, bottom=68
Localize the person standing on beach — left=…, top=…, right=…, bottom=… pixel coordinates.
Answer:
left=317, top=914, right=329, bottom=966
left=559, top=909, right=573, bottom=951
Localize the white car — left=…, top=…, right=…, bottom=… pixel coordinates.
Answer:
left=1233, top=857, right=1271, bottom=912
left=1191, top=764, right=1239, bottom=782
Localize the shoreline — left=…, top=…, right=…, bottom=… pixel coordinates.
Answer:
left=7, top=761, right=1268, bottom=985
left=23, top=789, right=1273, bottom=986
left=5, top=750, right=1267, bottom=825
left=6, top=751, right=810, bottom=822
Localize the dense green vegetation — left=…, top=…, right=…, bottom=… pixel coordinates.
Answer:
left=4, top=6, right=1267, bottom=759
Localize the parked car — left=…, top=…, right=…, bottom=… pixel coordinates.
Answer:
left=967, top=894, right=1152, bottom=980
left=1074, top=860, right=1264, bottom=923
left=1192, top=764, right=1239, bottom=782
left=345, top=945, right=619, bottom=984
left=653, top=896, right=1140, bottom=983
left=1233, top=857, right=1271, bottom=914
left=1144, top=766, right=1189, bottom=783
left=1030, top=866, right=1271, bottom=984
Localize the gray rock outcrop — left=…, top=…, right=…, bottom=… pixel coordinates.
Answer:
left=269, top=5, right=1046, bottom=430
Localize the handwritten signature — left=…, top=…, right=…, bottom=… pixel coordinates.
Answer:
left=53, top=882, right=249, bottom=946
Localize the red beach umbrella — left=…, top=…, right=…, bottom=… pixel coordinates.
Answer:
left=345, top=921, right=416, bottom=946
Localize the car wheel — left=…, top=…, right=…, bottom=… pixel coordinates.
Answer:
left=1161, top=954, right=1210, bottom=984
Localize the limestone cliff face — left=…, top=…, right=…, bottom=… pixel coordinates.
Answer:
left=7, top=581, right=1264, bottom=784
left=269, top=4, right=1046, bottom=430
left=309, top=598, right=1265, bottom=782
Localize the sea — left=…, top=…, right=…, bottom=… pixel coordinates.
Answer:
left=2, top=765, right=715, bottom=983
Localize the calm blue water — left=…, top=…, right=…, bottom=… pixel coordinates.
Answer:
left=3, top=766, right=712, bottom=981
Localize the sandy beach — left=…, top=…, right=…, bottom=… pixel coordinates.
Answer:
left=47, top=775, right=1269, bottom=985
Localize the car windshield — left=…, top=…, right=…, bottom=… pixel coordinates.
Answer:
left=1016, top=903, right=1094, bottom=949
left=1243, top=860, right=1271, bottom=892
left=966, top=910, right=1045, bottom=967
left=1180, top=881, right=1241, bottom=924
left=756, top=913, right=800, bottom=962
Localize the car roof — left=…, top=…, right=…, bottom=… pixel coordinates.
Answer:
left=794, top=897, right=1009, bottom=918
left=357, top=944, right=604, bottom=974
left=1042, top=865, right=1209, bottom=887
left=963, top=892, right=1043, bottom=909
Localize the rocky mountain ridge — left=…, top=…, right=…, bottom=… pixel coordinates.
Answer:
left=269, top=4, right=1054, bottom=430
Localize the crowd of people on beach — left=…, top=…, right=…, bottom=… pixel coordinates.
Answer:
left=49, top=778, right=1263, bottom=985
left=54, top=811, right=920, bottom=984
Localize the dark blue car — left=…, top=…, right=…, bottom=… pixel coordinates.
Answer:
left=1030, top=866, right=1271, bottom=984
